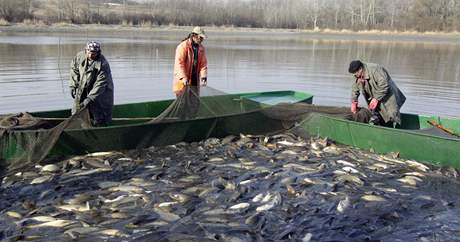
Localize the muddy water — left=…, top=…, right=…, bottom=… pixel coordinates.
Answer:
left=0, top=29, right=460, bottom=118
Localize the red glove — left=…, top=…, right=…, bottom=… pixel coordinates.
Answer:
left=369, top=98, right=379, bottom=110
left=351, top=101, right=358, bottom=113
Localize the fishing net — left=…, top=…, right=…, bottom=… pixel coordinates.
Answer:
left=0, top=109, right=91, bottom=175
left=149, top=86, right=263, bottom=122
left=1, top=86, right=366, bottom=176
left=133, top=86, right=299, bottom=149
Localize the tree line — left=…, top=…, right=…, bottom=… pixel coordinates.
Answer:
left=1, top=0, right=460, bottom=32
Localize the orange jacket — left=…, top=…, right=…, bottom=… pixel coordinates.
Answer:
left=173, top=39, right=208, bottom=94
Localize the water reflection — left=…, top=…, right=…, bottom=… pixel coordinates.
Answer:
left=0, top=30, right=459, bottom=118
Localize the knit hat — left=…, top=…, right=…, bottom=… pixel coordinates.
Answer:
left=86, top=41, right=101, bottom=53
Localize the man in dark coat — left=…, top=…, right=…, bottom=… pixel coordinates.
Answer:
left=349, top=60, right=406, bottom=126
left=70, top=41, right=114, bottom=126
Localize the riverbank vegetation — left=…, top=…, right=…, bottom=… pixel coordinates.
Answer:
left=1, top=0, right=460, bottom=33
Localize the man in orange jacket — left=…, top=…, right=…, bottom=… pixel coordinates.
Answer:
left=173, top=26, right=208, bottom=96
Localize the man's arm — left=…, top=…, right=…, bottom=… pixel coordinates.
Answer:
left=372, top=66, right=390, bottom=101
left=84, top=62, right=112, bottom=105
left=70, top=55, right=80, bottom=92
left=174, top=43, right=189, bottom=84
left=351, top=80, right=360, bottom=102
left=199, top=47, right=208, bottom=84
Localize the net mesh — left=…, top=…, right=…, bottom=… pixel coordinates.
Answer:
left=0, top=109, right=91, bottom=174
left=0, top=87, right=364, bottom=176
left=150, top=86, right=261, bottom=122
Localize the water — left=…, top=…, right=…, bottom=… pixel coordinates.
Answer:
left=1, top=28, right=460, bottom=118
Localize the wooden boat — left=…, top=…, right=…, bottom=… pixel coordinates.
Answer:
left=296, top=111, right=460, bottom=169
left=0, top=90, right=313, bottom=164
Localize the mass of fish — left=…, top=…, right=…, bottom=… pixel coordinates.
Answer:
left=1, top=132, right=460, bottom=241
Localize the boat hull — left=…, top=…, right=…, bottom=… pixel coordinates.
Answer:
left=1, top=91, right=313, bottom=163
left=297, top=112, right=460, bottom=169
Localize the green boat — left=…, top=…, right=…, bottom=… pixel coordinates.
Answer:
left=0, top=90, right=313, bottom=166
left=296, top=111, right=460, bottom=169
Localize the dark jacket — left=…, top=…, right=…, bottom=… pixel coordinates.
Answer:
left=351, top=62, right=406, bottom=124
left=70, top=51, right=114, bottom=125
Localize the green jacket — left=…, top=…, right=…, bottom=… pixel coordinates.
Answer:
left=351, top=62, right=406, bottom=124
left=70, top=51, right=114, bottom=125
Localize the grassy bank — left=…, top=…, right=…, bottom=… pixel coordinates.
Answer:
left=2, top=23, right=460, bottom=44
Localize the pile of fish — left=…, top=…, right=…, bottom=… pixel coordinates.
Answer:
left=1, top=132, right=460, bottom=241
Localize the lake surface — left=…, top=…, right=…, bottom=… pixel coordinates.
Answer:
left=1, top=28, right=460, bottom=118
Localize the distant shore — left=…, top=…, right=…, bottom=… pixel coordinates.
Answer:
left=2, top=23, right=460, bottom=44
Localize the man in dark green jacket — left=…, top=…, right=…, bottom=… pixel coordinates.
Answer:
left=348, top=60, right=406, bottom=126
left=70, top=41, right=114, bottom=126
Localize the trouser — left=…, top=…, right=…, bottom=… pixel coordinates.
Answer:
left=91, top=119, right=109, bottom=127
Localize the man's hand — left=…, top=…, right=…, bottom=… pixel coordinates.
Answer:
left=71, top=87, right=77, bottom=99
left=200, top=77, right=207, bottom=86
left=182, top=79, right=188, bottom=86
left=351, top=101, right=358, bottom=113
left=368, top=98, right=379, bottom=110
left=80, top=99, right=91, bottom=109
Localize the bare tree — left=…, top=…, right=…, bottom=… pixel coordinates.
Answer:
left=0, top=0, right=33, bottom=22
left=3, top=0, right=460, bottom=32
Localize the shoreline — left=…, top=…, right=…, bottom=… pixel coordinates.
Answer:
left=2, top=23, right=460, bottom=42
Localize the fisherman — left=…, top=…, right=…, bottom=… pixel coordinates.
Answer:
left=348, top=60, right=406, bottom=127
left=70, top=41, right=114, bottom=126
left=171, top=27, right=208, bottom=120
left=173, top=26, right=208, bottom=96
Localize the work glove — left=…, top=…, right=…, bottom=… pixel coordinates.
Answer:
left=71, top=87, right=77, bottom=99
left=368, top=98, right=379, bottom=110
left=80, top=99, right=91, bottom=109
left=351, top=101, right=358, bottom=113
left=200, top=77, right=207, bottom=86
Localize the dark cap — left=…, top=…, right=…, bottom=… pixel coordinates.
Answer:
left=86, top=41, right=101, bottom=53
left=348, top=60, right=363, bottom=73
